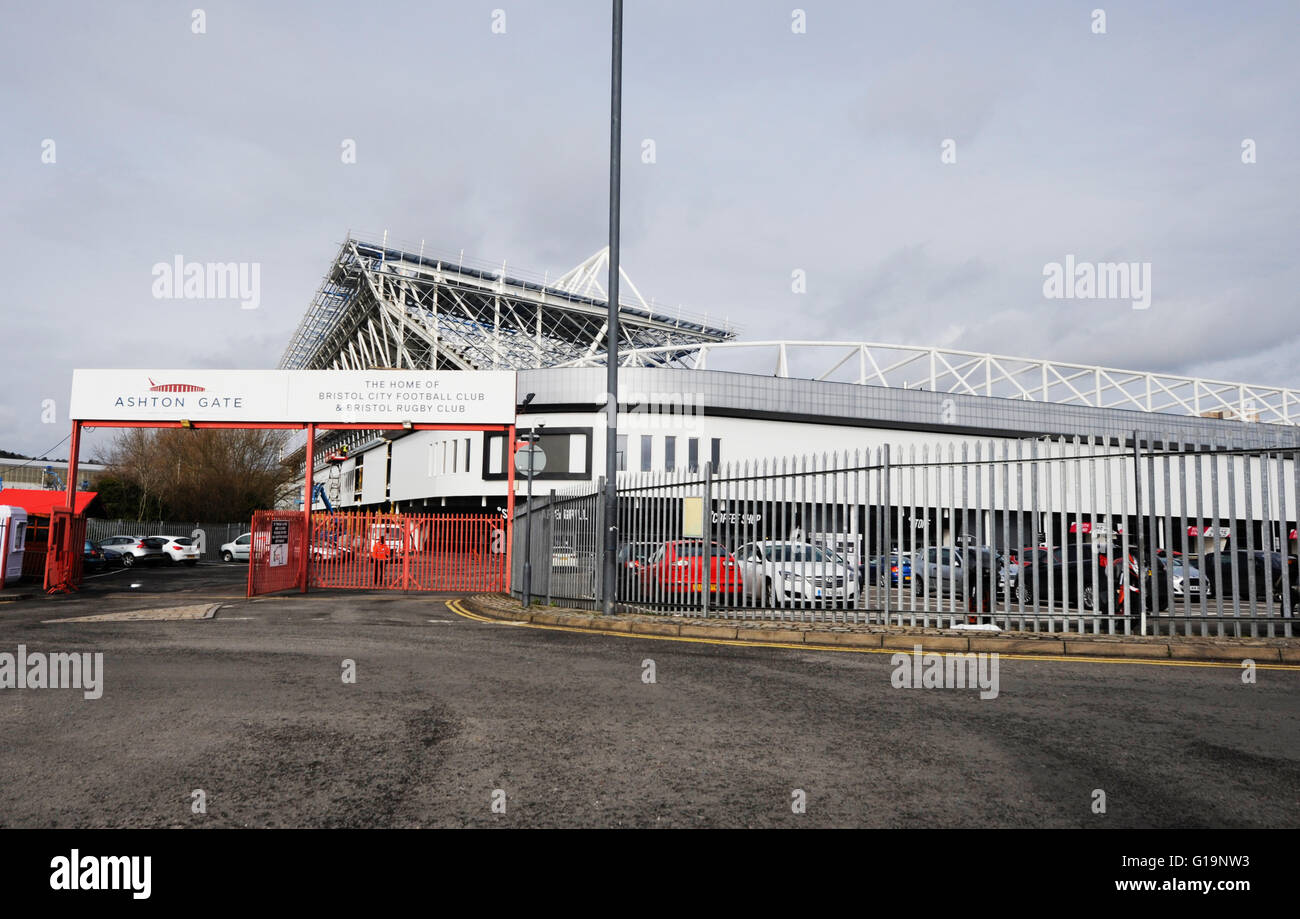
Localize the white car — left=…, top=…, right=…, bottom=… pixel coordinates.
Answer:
left=150, top=535, right=201, bottom=565
left=735, top=540, right=859, bottom=605
left=220, top=533, right=252, bottom=562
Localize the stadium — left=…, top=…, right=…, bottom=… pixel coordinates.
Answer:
left=285, top=234, right=1300, bottom=516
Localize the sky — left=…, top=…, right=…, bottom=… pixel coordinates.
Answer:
left=1, top=0, right=1297, bottom=460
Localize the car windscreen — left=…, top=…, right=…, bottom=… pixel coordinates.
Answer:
left=766, top=545, right=837, bottom=563
left=672, top=543, right=729, bottom=558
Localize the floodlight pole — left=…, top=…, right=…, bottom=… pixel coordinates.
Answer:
left=602, top=0, right=623, bottom=616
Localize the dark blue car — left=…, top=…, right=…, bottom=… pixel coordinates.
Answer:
left=867, top=553, right=912, bottom=586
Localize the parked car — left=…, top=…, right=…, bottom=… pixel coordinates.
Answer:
left=150, top=535, right=201, bottom=565
left=616, top=541, right=658, bottom=571
left=310, top=542, right=352, bottom=560
left=83, top=540, right=115, bottom=571
left=1201, top=550, right=1299, bottom=602
left=866, top=552, right=911, bottom=587
left=735, top=540, right=858, bottom=606
left=97, top=535, right=167, bottom=568
left=1156, top=550, right=1206, bottom=600
left=639, top=540, right=743, bottom=598
left=1017, top=543, right=1169, bottom=612
left=910, top=546, right=1008, bottom=604
left=221, top=533, right=252, bottom=562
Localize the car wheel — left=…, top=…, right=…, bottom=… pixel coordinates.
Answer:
left=1082, top=586, right=1096, bottom=611
left=912, top=577, right=924, bottom=596
left=222, top=551, right=234, bottom=562
left=121, top=554, right=135, bottom=568
left=1017, top=580, right=1032, bottom=605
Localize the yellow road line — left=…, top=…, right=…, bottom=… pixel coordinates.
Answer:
left=444, top=601, right=1300, bottom=671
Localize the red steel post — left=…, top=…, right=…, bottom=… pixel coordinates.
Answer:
left=302, top=423, right=315, bottom=593
left=505, top=424, right=516, bottom=594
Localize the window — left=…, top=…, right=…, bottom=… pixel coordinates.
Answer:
left=568, top=433, right=587, bottom=473
left=451, top=439, right=458, bottom=474
left=616, top=434, right=627, bottom=472
left=688, top=438, right=699, bottom=472
left=711, top=438, right=720, bottom=469
left=482, top=428, right=592, bottom=480
left=640, top=435, right=652, bottom=472
left=464, top=438, right=470, bottom=472
left=664, top=436, right=676, bottom=471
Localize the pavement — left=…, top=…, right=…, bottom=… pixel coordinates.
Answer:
left=0, top=562, right=1296, bottom=827
left=466, top=594, right=1300, bottom=664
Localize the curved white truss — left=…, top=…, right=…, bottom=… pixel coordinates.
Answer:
left=558, top=340, right=1300, bottom=426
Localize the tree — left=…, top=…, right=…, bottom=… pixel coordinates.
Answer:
left=105, top=428, right=298, bottom=521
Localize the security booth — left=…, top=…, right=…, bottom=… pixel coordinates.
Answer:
left=0, top=505, right=27, bottom=587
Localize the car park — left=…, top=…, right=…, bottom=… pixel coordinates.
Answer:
left=96, top=535, right=167, bottom=568
left=735, top=540, right=857, bottom=605
left=150, top=535, right=201, bottom=565
left=220, top=533, right=252, bottom=562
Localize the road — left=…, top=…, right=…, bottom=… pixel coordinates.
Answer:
left=0, top=563, right=1296, bottom=827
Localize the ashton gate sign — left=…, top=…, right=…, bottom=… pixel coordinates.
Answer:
left=68, top=369, right=517, bottom=424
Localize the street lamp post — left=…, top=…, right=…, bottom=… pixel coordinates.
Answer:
left=519, top=427, right=543, bottom=609
left=602, top=0, right=624, bottom=616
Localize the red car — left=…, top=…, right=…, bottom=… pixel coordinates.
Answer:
left=639, top=541, right=743, bottom=596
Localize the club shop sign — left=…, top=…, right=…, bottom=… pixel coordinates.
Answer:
left=69, top=369, right=517, bottom=424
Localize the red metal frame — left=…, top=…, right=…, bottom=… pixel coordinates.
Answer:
left=62, top=418, right=518, bottom=596
left=248, top=510, right=308, bottom=597
left=305, top=511, right=507, bottom=592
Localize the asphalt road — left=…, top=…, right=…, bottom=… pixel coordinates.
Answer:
left=0, top=562, right=1296, bottom=828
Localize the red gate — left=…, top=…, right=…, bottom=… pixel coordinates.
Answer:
left=248, top=510, right=307, bottom=597
left=43, top=508, right=86, bottom=594
left=310, top=512, right=507, bottom=592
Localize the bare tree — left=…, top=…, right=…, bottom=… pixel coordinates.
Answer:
left=105, top=428, right=298, bottom=521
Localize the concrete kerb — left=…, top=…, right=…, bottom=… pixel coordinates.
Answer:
left=463, top=595, right=1294, bottom=664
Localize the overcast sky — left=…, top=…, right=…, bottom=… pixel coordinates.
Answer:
left=2, top=1, right=1297, bottom=459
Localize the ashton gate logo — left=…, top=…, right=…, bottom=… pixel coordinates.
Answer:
left=110, top=378, right=244, bottom=410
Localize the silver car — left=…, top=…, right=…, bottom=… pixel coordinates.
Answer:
left=220, top=533, right=252, bottom=562
left=96, top=535, right=167, bottom=568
